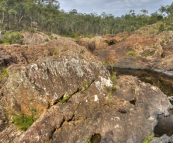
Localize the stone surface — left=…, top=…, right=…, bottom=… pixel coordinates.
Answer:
left=151, top=134, right=173, bottom=143
left=1, top=54, right=106, bottom=117
left=0, top=34, right=98, bottom=77
left=77, top=33, right=128, bottom=53
left=13, top=75, right=172, bottom=143
left=78, top=30, right=173, bottom=75
left=0, top=31, right=173, bottom=142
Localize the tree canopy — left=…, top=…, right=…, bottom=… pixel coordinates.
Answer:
left=0, top=0, right=173, bottom=38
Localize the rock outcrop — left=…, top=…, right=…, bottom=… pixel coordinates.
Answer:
left=151, top=134, right=173, bottom=143
left=13, top=75, right=172, bottom=143
left=77, top=33, right=128, bottom=53
left=0, top=32, right=173, bottom=142
left=0, top=35, right=97, bottom=71
left=78, top=30, right=173, bottom=74
left=2, top=54, right=108, bottom=116
left=1, top=51, right=172, bottom=142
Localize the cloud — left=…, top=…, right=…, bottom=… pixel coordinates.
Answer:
left=58, top=0, right=172, bottom=16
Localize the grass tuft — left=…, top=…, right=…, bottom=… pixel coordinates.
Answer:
left=12, top=113, right=37, bottom=131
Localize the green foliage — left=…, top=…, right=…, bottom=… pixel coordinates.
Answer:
left=148, top=29, right=155, bottom=34
left=2, top=32, right=23, bottom=44
left=0, top=0, right=173, bottom=37
left=27, top=28, right=36, bottom=33
left=59, top=93, right=70, bottom=103
left=111, top=85, right=117, bottom=91
left=111, top=72, right=116, bottom=82
left=53, top=50, right=58, bottom=55
left=143, top=135, right=153, bottom=143
left=106, top=91, right=113, bottom=102
left=131, top=87, right=136, bottom=91
left=12, top=113, right=36, bottom=131
left=122, top=35, right=128, bottom=41
left=44, top=38, right=49, bottom=42
left=110, top=60, right=115, bottom=67
left=158, top=23, right=165, bottom=32
left=0, top=0, right=172, bottom=38
left=102, top=61, right=106, bottom=67
left=0, top=67, right=7, bottom=86
left=84, top=138, right=91, bottom=143
left=1, top=67, right=7, bottom=77
left=65, top=32, right=80, bottom=40
left=151, top=45, right=156, bottom=49
left=127, top=50, right=136, bottom=56
left=144, top=53, right=149, bottom=57
left=83, top=79, right=89, bottom=90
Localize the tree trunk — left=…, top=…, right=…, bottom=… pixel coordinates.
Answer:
left=2, top=12, right=4, bottom=24
left=18, top=16, right=23, bottom=27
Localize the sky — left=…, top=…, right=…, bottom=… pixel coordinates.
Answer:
left=58, top=0, right=172, bottom=16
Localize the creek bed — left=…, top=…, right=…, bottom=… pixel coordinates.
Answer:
left=109, top=66, right=173, bottom=137
left=109, top=67, right=173, bottom=97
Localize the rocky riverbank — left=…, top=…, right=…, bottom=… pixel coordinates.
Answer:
left=0, top=31, right=173, bottom=142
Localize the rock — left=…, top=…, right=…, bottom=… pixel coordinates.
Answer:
left=155, top=55, right=173, bottom=71
left=78, top=31, right=173, bottom=75
left=22, top=32, right=51, bottom=45
left=151, top=134, right=173, bottom=143
left=1, top=31, right=173, bottom=142
left=77, top=34, right=128, bottom=53
left=77, top=36, right=108, bottom=52
left=0, top=34, right=97, bottom=70
left=12, top=74, right=172, bottom=143
left=0, top=47, right=15, bottom=68
left=1, top=54, right=108, bottom=116
left=0, top=35, right=100, bottom=143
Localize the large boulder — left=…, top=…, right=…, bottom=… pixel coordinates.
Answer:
left=0, top=50, right=172, bottom=142
left=1, top=54, right=107, bottom=116
left=79, top=31, right=173, bottom=73
left=0, top=34, right=96, bottom=69
left=0, top=32, right=173, bottom=143
left=14, top=75, right=172, bottom=143
left=77, top=34, right=128, bottom=53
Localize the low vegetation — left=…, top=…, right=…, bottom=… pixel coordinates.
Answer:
left=127, top=50, right=135, bottom=56
left=53, top=50, right=58, bottom=55
left=0, top=67, right=8, bottom=87
left=83, top=79, right=89, bottom=90
left=0, top=31, right=23, bottom=44
left=111, top=72, right=117, bottom=83
left=12, top=113, right=37, bottom=131
left=58, top=93, right=70, bottom=103
left=143, top=135, right=153, bottom=143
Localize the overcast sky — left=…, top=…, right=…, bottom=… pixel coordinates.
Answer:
left=58, top=0, right=172, bottom=16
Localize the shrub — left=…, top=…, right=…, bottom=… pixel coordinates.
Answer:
left=144, top=53, right=149, bottom=57
left=83, top=79, right=89, bottom=90
left=59, top=93, right=70, bottom=103
left=106, top=91, right=113, bottom=103
left=12, top=113, right=36, bottom=131
left=2, top=31, right=23, bottom=44
left=158, top=23, right=164, bottom=32
left=111, top=72, right=116, bottom=82
left=151, top=45, right=156, bottom=49
left=44, top=38, right=49, bottom=42
left=53, top=50, right=58, bottom=55
left=127, top=50, right=136, bottom=56
left=0, top=67, right=8, bottom=86
left=111, top=85, right=117, bottom=91
left=27, top=28, right=35, bottom=33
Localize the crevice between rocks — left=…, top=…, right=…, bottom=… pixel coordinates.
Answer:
left=90, top=133, right=101, bottom=143
left=49, top=118, right=65, bottom=140
left=52, top=79, right=96, bottom=106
